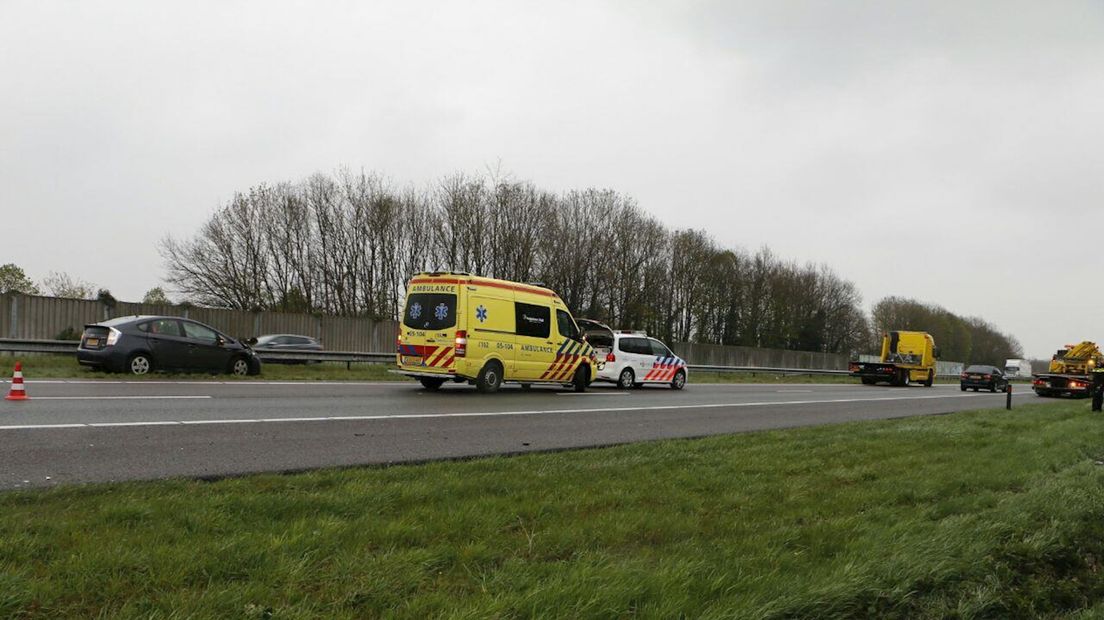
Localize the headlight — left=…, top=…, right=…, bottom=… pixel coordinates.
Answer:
left=106, top=327, right=122, bottom=346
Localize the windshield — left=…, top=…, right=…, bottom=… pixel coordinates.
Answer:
left=403, top=293, right=457, bottom=330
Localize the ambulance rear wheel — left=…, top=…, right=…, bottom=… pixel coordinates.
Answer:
left=476, top=361, right=503, bottom=394
left=571, top=365, right=589, bottom=393
left=924, top=370, right=934, bottom=387
left=617, top=368, right=635, bottom=389
left=419, top=377, right=445, bottom=391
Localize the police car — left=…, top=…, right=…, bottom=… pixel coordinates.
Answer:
left=578, top=319, right=688, bottom=390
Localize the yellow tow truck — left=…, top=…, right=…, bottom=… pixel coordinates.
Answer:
left=1032, top=341, right=1103, bottom=398
left=849, top=330, right=939, bottom=387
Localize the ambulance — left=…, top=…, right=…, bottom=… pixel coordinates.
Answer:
left=395, top=272, right=596, bottom=393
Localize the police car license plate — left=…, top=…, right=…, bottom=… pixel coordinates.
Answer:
left=402, top=355, right=424, bottom=366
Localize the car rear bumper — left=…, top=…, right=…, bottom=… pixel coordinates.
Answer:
left=76, top=348, right=126, bottom=371
left=960, top=380, right=999, bottom=390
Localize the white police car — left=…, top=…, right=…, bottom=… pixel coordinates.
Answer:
left=578, top=319, right=688, bottom=390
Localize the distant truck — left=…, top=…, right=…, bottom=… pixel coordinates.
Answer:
left=1032, top=341, right=1103, bottom=398
left=1003, top=358, right=1033, bottom=380
left=849, top=331, right=939, bottom=387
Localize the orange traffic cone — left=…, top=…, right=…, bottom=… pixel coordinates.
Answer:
left=5, top=362, right=28, bottom=401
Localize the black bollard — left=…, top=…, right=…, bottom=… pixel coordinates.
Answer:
left=1006, top=382, right=1012, bottom=410
left=1092, top=369, right=1104, bottom=412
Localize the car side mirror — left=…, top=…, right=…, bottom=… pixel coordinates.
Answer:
left=245, top=337, right=258, bottom=346
left=216, top=336, right=226, bottom=347
left=932, top=346, right=941, bottom=359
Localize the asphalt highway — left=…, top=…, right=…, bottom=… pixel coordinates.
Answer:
left=0, top=379, right=1056, bottom=489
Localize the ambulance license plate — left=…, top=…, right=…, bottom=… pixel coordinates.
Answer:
left=402, top=355, right=424, bottom=366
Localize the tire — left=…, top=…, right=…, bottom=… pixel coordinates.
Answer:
left=960, top=384, right=966, bottom=391
left=229, top=356, right=251, bottom=377
left=127, top=353, right=153, bottom=376
left=476, top=361, right=503, bottom=394
left=924, top=371, right=934, bottom=387
left=419, top=377, right=445, bottom=391
left=617, top=368, right=635, bottom=390
left=901, top=371, right=910, bottom=387
left=671, top=369, right=686, bottom=390
left=571, top=365, right=589, bottom=393
left=989, top=383, right=997, bottom=393
left=861, top=377, right=876, bottom=385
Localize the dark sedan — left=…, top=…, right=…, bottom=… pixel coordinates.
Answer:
left=960, top=364, right=1008, bottom=392
left=250, top=334, right=323, bottom=364
left=77, top=315, right=262, bottom=376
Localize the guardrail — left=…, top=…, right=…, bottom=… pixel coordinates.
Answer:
left=1, top=338, right=852, bottom=374
left=0, top=339, right=394, bottom=369
left=3, top=338, right=962, bottom=377
left=686, top=364, right=847, bottom=376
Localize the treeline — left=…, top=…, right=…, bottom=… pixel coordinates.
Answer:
left=872, top=297, right=1023, bottom=365
left=161, top=169, right=872, bottom=353
left=160, top=169, right=1017, bottom=362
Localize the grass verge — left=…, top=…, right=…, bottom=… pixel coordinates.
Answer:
left=2, top=402, right=1104, bottom=618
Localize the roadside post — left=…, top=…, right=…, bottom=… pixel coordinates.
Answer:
left=1006, top=382, right=1012, bottom=410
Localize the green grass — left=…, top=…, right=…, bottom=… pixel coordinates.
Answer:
left=2, top=402, right=1104, bottom=618
left=4, top=355, right=955, bottom=385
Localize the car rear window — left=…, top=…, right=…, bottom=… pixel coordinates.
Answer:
left=965, top=365, right=992, bottom=373
left=403, top=293, right=457, bottom=330
left=619, top=337, right=650, bottom=355
left=142, top=319, right=184, bottom=337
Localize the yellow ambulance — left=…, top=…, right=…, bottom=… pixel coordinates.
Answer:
left=395, top=272, right=596, bottom=393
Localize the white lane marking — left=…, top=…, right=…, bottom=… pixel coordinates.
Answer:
left=777, top=390, right=813, bottom=393
left=29, top=396, right=214, bottom=401
left=555, top=392, right=629, bottom=396
left=0, top=391, right=1037, bottom=431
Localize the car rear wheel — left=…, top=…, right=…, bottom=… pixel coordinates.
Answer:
left=671, top=369, right=686, bottom=390
left=128, top=354, right=153, bottom=376
left=960, top=384, right=966, bottom=391
left=419, top=377, right=445, bottom=391
left=230, top=357, right=250, bottom=376
left=617, top=368, right=635, bottom=389
left=476, top=361, right=503, bottom=394
left=861, top=377, right=876, bottom=385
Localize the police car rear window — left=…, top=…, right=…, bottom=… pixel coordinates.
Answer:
left=403, top=293, right=457, bottom=330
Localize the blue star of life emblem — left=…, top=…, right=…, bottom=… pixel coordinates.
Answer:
left=476, top=305, right=488, bottom=322
left=434, top=303, right=449, bottom=321
left=409, top=302, right=422, bottom=320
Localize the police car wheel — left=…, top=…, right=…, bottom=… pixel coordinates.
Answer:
left=476, top=361, right=503, bottom=394
left=671, top=370, right=686, bottom=390
left=617, top=368, right=635, bottom=389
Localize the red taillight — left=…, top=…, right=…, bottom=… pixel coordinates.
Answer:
left=983, top=374, right=991, bottom=379
left=455, top=330, right=467, bottom=357
left=606, top=352, right=616, bottom=362
left=961, top=373, right=968, bottom=379
left=849, top=364, right=860, bottom=372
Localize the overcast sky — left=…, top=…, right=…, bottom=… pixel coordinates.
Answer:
left=2, top=1, right=1102, bottom=358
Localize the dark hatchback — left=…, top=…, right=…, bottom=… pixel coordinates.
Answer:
left=77, top=315, right=262, bottom=376
left=960, top=364, right=1008, bottom=392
